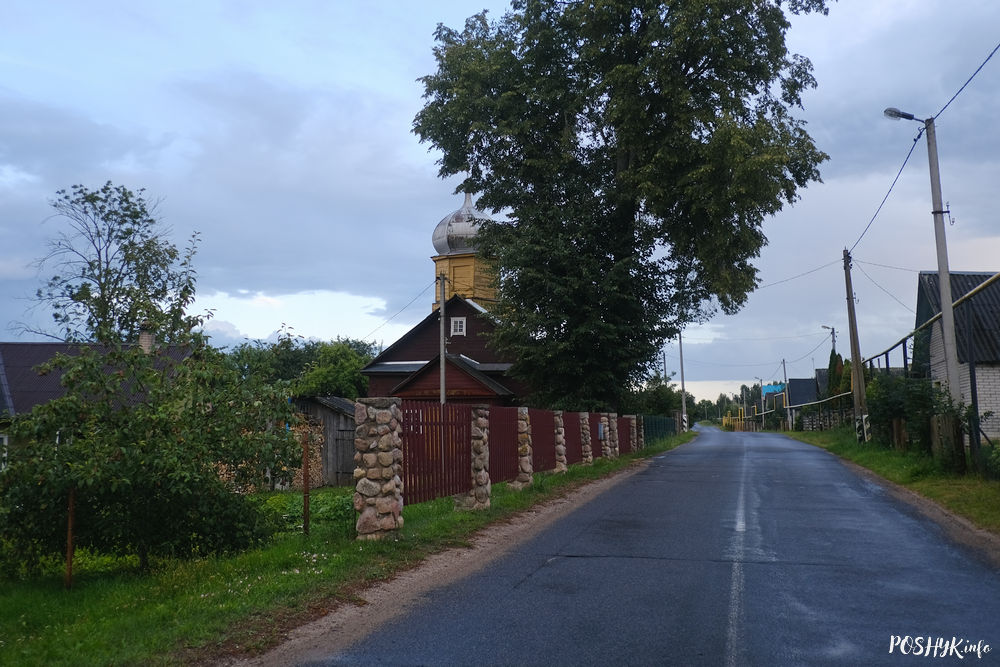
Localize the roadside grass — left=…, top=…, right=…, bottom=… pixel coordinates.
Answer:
left=0, top=430, right=695, bottom=666
left=786, top=428, right=1000, bottom=535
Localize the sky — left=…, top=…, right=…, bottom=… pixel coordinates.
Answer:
left=2, top=1, right=999, bottom=405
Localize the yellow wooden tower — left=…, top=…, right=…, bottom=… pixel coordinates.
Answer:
left=431, top=193, right=496, bottom=310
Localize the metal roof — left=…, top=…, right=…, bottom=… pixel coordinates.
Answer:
left=916, top=271, right=1000, bottom=363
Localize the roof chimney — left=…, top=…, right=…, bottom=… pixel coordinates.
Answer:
left=138, top=321, right=154, bottom=354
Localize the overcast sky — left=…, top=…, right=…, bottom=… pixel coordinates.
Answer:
left=2, top=1, right=998, bottom=404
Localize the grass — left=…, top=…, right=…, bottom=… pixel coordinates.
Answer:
left=0, top=430, right=696, bottom=666
left=786, top=427, right=1000, bottom=535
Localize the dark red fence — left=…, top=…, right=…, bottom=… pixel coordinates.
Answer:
left=563, top=412, right=583, bottom=464
left=589, top=413, right=603, bottom=458
left=618, top=416, right=633, bottom=454
left=490, top=406, right=520, bottom=483
left=400, top=400, right=471, bottom=504
left=529, top=408, right=556, bottom=471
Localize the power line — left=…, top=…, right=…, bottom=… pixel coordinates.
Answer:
left=851, top=40, right=999, bottom=252
left=856, top=262, right=915, bottom=314
left=849, top=131, right=923, bottom=253
left=361, top=280, right=436, bottom=342
left=935, top=40, right=1000, bottom=119
left=788, top=331, right=834, bottom=364
left=854, top=259, right=920, bottom=273
left=757, top=259, right=841, bottom=289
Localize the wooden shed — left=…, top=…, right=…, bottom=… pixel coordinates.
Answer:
left=293, top=396, right=357, bottom=487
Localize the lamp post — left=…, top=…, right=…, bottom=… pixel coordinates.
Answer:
left=821, top=325, right=836, bottom=354
left=884, top=107, right=961, bottom=405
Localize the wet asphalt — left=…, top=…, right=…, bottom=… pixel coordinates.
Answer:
left=311, top=426, right=1000, bottom=666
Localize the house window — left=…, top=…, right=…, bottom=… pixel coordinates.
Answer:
left=450, top=317, right=467, bottom=336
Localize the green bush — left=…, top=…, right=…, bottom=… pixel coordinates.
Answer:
left=866, top=374, right=949, bottom=453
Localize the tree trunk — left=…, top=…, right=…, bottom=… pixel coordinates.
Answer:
left=64, top=486, right=76, bottom=590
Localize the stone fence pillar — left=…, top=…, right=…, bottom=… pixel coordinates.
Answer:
left=624, top=415, right=638, bottom=452
left=553, top=411, right=568, bottom=473
left=511, top=406, right=534, bottom=490
left=580, top=412, right=594, bottom=464
left=353, top=398, right=404, bottom=540
left=467, top=405, right=491, bottom=509
left=600, top=413, right=616, bottom=459
left=635, top=415, right=645, bottom=451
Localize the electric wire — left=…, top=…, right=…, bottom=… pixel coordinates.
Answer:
left=848, top=131, right=923, bottom=253
left=854, top=259, right=920, bottom=273
left=855, top=262, right=916, bottom=314
left=757, top=258, right=841, bottom=289
left=851, top=40, right=999, bottom=252
left=360, top=280, right=436, bottom=342
left=934, top=40, right=1000, bottom=119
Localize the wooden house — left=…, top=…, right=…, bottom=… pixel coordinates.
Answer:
left=361, top=294, right=527, bottom=405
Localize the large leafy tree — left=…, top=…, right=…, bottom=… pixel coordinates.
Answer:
left=414, top=0, right=829, bottom=410
left=28, top=181, right=199, bottom=344
left=2, top=186, right=301, bottom=581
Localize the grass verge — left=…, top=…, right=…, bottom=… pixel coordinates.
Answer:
left=786, top=428, right=1000, bottom=535
left=0, top=430, right=696, bottom=666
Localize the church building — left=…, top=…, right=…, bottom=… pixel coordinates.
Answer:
left=361, top=195, right=527, bottom=405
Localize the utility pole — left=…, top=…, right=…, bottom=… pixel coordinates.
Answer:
left=439, top=273, right=446, bottom=405
left=782, top=359, right=790, bottom=430
left=885, top=108, right=961, bottom=405
left=843, top=249, right=869, bottom=441
left=678, top=332, right=688, bottom=431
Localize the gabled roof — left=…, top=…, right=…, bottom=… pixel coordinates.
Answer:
left=916, top=271, right=1000, bottom=363
left=362, top=294, right=493, bottom=372
left=0, top=343, right=90, bottom=417
left=0, top=341, right=189, bottom=419
left=787, top=378, right=818, bottom=407
left=391, top=354, right=513, bottom=398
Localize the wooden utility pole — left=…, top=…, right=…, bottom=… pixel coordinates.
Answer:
left=843, top=249, right=869, bottom=442
left=678, top=332, right=688, bottom=431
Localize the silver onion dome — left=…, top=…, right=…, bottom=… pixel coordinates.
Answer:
left=431, top=192, right=489, bottom=255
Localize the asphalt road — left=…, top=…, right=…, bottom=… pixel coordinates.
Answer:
left=310, top=427, right=1000, bottom=666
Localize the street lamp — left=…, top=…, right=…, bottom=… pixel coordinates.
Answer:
left=821, top=325, right=836, bottom=354
left=884, top=107, right=961, bottom=404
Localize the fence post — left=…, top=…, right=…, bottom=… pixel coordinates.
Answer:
left=580, top=412, right=594, bottom=464
left=459, top=405, right=492, bottom=510
left=511, top=407, right=534, bottom=490
left=627, top=415, right=639, bottom=451
left=553, top=411, right=568, bottom=473
left=353, top=398, right=404, bottom=540
left=600, top=414, right=615, bottom=459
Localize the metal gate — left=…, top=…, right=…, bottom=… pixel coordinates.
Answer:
left=400, top=401, right=472, bottom=504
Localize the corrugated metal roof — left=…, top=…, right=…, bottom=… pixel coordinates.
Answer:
left=916, top=271, right=1000, bottom=363
left=787, top=378, right=818, bottom=406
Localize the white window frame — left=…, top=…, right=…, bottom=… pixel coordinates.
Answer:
left=450, top=317, right=467, bottom=336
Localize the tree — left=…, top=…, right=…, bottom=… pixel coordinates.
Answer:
left=1, top=335, right=301, bottom=580
left=28, top=182, right=199, bottom=344
left=227, top=334, right=377, bottom=399
left=295, top=340, right=376, bottom=399
left=621, top=370, right=680, bottom=416
left=414, top=0, right=829, bottom=410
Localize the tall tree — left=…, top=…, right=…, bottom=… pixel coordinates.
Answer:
left=414, top=0, right=829, bottom=410
left=29, top=182, right=199, bottom=344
